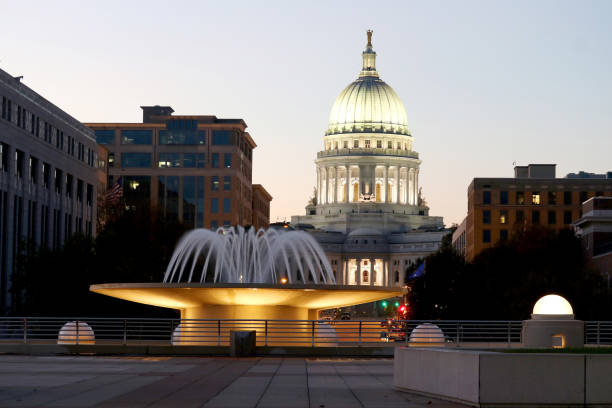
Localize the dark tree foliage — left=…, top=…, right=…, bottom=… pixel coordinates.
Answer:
left=408, top=227, right=611, bottom=321
left=11, top=206, right=189, bottom=317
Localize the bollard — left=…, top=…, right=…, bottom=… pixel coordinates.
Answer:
left=230, top=330, right=256, bottom=357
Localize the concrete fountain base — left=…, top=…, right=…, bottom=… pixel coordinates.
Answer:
left=90, top=283, right=404, bottom=346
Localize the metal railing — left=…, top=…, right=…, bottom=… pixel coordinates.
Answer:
left=1, top=318, right=610, bottom=348
left=0, top=317, right=529, bottom=347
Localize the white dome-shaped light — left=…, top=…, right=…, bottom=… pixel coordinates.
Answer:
left=532, top=294, right=574, bottom=319
left=57, top=321, right=95, bottom=345
left=409, top=323, right=445, bottom=346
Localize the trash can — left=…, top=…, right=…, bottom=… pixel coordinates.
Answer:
left=230, top=330, right=256, bottom=357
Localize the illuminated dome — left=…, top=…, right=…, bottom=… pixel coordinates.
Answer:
left=409, top=323, right=445, bottom=346
left=326, top=31, right=410, bottom=137
left=532, top=294, right=574, bottom=318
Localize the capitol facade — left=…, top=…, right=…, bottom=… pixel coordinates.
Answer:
left=291, top=31, right=446, bottom=287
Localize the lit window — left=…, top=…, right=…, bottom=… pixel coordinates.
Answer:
left=532, top=192, right=541, bottom=205
left=499, top=210, right=508, bottom=224
left=517, top=191, right=525, bottom=205
left=211, top=176, right=219, bottom=191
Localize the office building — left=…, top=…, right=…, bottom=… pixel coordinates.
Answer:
left=574, top=197, right=612, bottom=283
left=86, top=106, right=271, bottom=230
left=453, top=164, right=612, bottom=260
left=0, top=68, right=100, bottom=313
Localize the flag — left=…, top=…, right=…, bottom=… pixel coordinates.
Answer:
left=106, top=177, right=123, bottom=203
left=408, top=261, right=425, bottom=279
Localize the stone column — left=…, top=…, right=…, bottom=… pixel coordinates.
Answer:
left=316, top=167, right=321, bottom=204
left=345, top=164, right=350, bottom=202
left=403, top=168, right=408, bottom=205
left=383, top=165, right=388, bottom=203
left=370, top=258, right=375, bottom=286
left=415, top=169, right=420, bottom=205
left=408, top=168, right=414, bottom=205
left=395, top=167, right=400, bottom=204
left=356, top=258, right=362, bottom=285
left=335, top=166, right=340, bottom=203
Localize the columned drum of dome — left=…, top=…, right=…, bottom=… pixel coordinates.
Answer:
left=313, top=31, right=425, bottom=217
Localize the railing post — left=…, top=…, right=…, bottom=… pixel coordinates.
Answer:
left=23, top=318, right=27, bottom=344
left=265, top=320, right=268, bottom=346
left=76, top=320, right=80, bottom=346
left=123, top=319, right=127, bottom=346
left=217, top=320, right=221, bottom=346
left=311, top=320, right=315, bottom=347
left=358, top=321, right=362, bottom=345
left=507, top=321, right=511, bottom=348
left=456, top=323, right=460, bottom=347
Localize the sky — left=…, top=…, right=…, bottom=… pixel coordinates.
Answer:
left=2, top=0, right=611, bottom=226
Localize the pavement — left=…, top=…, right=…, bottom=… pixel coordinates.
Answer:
left=0, top=355, right=464, bottom=408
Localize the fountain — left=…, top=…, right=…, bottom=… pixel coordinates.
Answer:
left=91, top=227, right=403, bottom=342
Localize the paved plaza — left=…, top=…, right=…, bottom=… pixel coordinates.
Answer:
left=0, top=355, right=463, bottom=408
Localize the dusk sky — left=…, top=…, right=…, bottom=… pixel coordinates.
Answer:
left=2, top=0, right=611, bottom=226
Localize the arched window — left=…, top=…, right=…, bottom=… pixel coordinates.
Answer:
left=363, top=270, right=369, bottom=283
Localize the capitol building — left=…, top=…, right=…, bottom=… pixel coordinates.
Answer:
left=291, top=31, right=446, bottom=287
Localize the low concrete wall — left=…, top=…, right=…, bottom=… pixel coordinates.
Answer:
left=394, top=347, right=612, bottom=407
left=0, top=343, right=395, bottom=357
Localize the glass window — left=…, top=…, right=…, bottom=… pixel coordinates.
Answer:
left=563, top=210, right=572, bottom=224
left=531, top=192, right=541, bottom=205
left=376, top=140, right=382, bottom=148
left=483, top=229, right=491, bottom=243
left=211, top=198, right=219, bottom=213
left=159, top=129, right=206, bottom=145
left=54, top=169, right=62, bottom=193
left=108, top=153, right=115, bottom=168
left=212, top=153, right=219, bottom=168
left=0, top=143, right=8, bottom=172
left=500, top=229, right=508, bottom=241
left=212, top=176, right=219, bottom=191
left=516, top=191, right=525, bottom=205
left=516, top=210, right=525, bottom=222
left=183, top=176, right=196, bottom=227
left=95, top=130, right=115, bottom=145
left=353, top=140, right=359, bottom=148
left=121, top=153, right=151, bottom=168
left=223, top=176, right=231, bottom=191
left=387, top=141, right=392, bottom=148
left=365, top=140, right=371, bottom=148
left=65, top=174, right=73, bottom=198
left=124, top=176, right=151, bottom=207
left=159, top=175, right=179, bottom=221
left=212, top=130, right=231, bottom=145
left=29, top=156, right=38, bottom=184
left=532, top=210, right=540, bottom=224
left=42, top=162, right=50, bottom=188
left=482, top=210, right=491, bottom=224
left=499, top=210, right=508, bottom=224
left=563, top=191, right=572, bottom=205
left=197, top=176, right=204, bottom=227
left=500, top=191, right=508, bottom=205
left=77, top=179, right=83, bottom=202
left=223, top=220, right=230, bottom=227
left=223, top=198, right=231, bottom=213
left=547, top=210, right=556, bottom=225
left=121, top=130, right=152, bottom=145
left=211, top=220, right=218, bottom=230
left=548, top=191, right=557, bottom=205
left=182, top=153, right=205, bottom=168
left=158, top=153, right=180, bottom=168
left=483, top=191, right=491, bottom=204
left=580, top=191, right=588, bottom=203
left=224, top=154, right=232, bottom=168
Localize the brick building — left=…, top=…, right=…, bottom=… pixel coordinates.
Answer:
left=86, top=106, right=271, bottom=230
left=453, top=164, right=612, bottom=261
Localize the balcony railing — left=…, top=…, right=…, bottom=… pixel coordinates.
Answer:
left=317, top=148, right=419, bottom=159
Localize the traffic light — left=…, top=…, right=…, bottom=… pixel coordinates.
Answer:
left=399, top=304, right=407, bottom=314
left=381, top=300, right=388, bottom=308
left=394, top=301, right=400, bottom=307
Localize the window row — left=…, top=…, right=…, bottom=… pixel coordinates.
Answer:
left=0, top=143, right=94, bottom=204
left=325, top=139, right=412, bottom=151
left=95, top=128, right=246, bottom=148
left=2, top=96, right=96, bottom=167
left=482, top=209, right=575, bottom=226
left=482, top=190, right=609, bottom=205
left=112, top=152, right=232, bottom=169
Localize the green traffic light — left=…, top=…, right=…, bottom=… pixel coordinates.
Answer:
left=394, top=301, right=400, bottom=307
left=381, top=301, right=388, bottom=308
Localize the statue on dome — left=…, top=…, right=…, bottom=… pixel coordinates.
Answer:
left=367, top=29, right=373, bottom=46
left=418, top=187, right=428, bottom=207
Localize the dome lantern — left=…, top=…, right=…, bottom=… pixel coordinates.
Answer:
left=360, top=29, right=378, bottom=78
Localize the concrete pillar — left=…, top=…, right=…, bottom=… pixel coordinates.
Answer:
left=395, top=167, right=400, bottom=204
left=335, top=166, right=340, bottom=203
left=383, top=165, right=388, bottom=203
